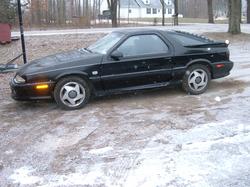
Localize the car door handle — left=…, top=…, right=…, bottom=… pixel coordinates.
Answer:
left=164, top=57, right=172, bottom=62
left=164, top=57, right=171, bottom=60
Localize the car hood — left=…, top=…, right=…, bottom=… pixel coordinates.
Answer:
left=18, top=49, right=103, bottom=76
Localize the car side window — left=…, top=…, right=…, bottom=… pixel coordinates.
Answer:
left=116, top=34, right=169, bottom=57
left=169, top=33, right=209, bottom=46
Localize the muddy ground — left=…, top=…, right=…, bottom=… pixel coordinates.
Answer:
left=0, top=27, right=250, bottom=187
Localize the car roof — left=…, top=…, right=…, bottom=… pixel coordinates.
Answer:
left=113, top=28, right=175, bottom=35
left=113, top=28, right=215, bottom=43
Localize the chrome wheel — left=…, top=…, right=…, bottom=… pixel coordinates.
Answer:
left=188, top=69, right=208, bottom=92
left=59, top=82, right=86, bottom=108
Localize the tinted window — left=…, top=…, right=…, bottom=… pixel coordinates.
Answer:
left=169, top=33, right=209, bottom=46
left=117, top=34, right=169, bottom=57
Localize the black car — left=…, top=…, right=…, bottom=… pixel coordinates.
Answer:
left=10, top=28, right=233, bottom=110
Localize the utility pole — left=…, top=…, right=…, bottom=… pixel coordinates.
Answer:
left=17, top=0, right=27, bottom=64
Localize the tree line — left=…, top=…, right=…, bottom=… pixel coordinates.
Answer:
left=0, top=0, right=250, bottom=34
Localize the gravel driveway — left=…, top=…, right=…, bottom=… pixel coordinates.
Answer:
left=0, top=26, right=250, bottom=187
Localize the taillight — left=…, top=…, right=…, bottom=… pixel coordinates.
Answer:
left=216, top=64, right=225, bottom=68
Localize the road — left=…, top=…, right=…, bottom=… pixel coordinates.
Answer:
left=1, top=24, right=250, bottom=187
left=12, top=23, right=250, bottom=36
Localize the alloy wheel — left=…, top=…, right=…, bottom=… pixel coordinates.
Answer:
left=59, top=82, right=86, bottom=107
left=188, top=69, right=208, bottom=92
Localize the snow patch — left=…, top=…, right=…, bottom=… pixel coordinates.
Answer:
left=5, top=150, right=14, bottom=155
left=123, top=120, right=250, bottom=187
left=9, top=166, right=42, bottom=185
left=38, top=164, right=106, bottom=187
left=215, top=96, right=221, bottom=102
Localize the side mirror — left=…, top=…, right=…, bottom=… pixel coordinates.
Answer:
left=111, top=51, right=123, bottom=60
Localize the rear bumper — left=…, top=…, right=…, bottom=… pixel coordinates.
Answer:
left=10, top=79, right=55, bottom=101
left=211, top=60, right=234, bottom=79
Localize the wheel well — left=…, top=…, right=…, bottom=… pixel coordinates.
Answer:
left=54, top=74, right=93, bottom=91
left=187, top=61, right=213, bottom=76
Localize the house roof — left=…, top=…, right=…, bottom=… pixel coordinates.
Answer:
left=120, top=0, right=140, bottom=8
left=120, top=0, right=173, bottom=9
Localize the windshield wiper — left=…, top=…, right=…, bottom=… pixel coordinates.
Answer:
left=84, top=48, right=92, bottom=53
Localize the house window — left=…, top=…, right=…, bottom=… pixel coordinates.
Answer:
left=146, top=8, right=151, bottom=14
left=158, top=9, right=161, bottom=13
left=168, top=8, right=172, bottom=14
left=153, top=8, right=157, bottom=14
left=167, top=0, right=171, bottom=5
left=129, top=9, right=132, bottom=13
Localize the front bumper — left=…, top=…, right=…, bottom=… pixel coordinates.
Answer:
left=211, top=60, right=234, bottom=79
left=10, top=79, right=55, bottom=101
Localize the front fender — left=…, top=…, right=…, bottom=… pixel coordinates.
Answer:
left=55, top=71, right=90, bottom=81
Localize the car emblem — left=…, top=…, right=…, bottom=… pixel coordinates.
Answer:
left=92, top=71, right=98, bottom=75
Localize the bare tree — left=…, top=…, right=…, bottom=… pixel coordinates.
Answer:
left=85, top=0, right=90, bottom=26
left=173, top=0, right=178, bottom=26
left=160, top=0, right=165, bottom=26
left=118, top=0, right=120, bottom=26
left=228, top=0, right=241, bottom=34
left=58, top=0, right=66, bottom=25
left=207, top=0, right=214, bottom=23
left=247, top=0, right=250, bottom=23
left=107, top=0, right=118, bottom=27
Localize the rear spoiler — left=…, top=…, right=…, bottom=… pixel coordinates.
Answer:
left=184, top=41, right=230, bottom=48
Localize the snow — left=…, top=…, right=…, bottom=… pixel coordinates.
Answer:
left=89, top=146, right=114, bottom=155
left=214, top=96, right=221, bottom=102
left=38, top=170, right=105, bottom=187
left=9, top=166, right=43, bottom=185
left=11, top=23, right=250, bottom=37
left=124, top=120, right=250, bottom=187
left=4, top=150, right=14, bottom=155
left=1, top=24, right=250, bottom=187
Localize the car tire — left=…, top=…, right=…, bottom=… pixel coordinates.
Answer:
left=182, top=64, right=211, bottom=95
left=54, top=76, right=91, bottom=110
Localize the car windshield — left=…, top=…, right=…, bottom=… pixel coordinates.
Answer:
left=87, top=32, right=124, bottom=54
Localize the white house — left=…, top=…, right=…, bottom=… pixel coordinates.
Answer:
left=100, top=0, right=175, bottom=19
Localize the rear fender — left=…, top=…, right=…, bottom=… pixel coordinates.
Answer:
left=186, top=59, right=212, bottom=69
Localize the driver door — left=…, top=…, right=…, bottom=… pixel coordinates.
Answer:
left=101, top=34, right=172, bottom=90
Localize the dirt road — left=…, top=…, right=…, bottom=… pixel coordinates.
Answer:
left=0, top=27, right=250, bottom=187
